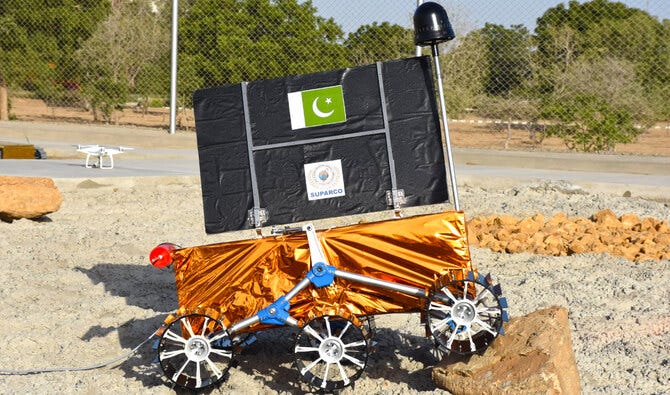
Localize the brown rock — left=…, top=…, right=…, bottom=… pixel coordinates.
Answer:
left=568, top=238, right=589, bottom=255
left=654, top=233, right=670, bottom=246
left=619, top=213, right=641, bottom=230
left=592, top=209, right=621, bottom=229
left=433, top=306, right=580, bottom=395
left=0, top=176, right=62, bottom=222
left=640, top=217, right=658, bottom=232
left=505, top=239, right=525, bottom=254
left=531, top=213, right=546, bottom=224
left=516, top=216, right=543, bottom=235
left=546, top=212, right=569, bottom=227
left=433, top=307, right=580, bottom=395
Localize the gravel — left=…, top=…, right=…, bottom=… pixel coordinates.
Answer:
left=0, top=177, right=668, bottom=394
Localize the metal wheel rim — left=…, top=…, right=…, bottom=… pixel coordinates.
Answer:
left=427, top=277, right=504, bottom=354
left=158, top=313, right=233, bottom=390
left=294, top=315, right=369, bottom=391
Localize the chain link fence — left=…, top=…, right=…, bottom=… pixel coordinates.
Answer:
left=1, top=0, right=668, bottom=152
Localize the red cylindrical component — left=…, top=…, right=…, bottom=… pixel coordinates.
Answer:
left=150, top=243, right=179, bottom=268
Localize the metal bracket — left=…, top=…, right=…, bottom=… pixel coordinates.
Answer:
left=257, top=296, right=291, bottom=326
left=386, top=189, right=406, bottom=209
left=247, top=207, right=268, bottom=228
left=307, top=261, right=336, bottom=288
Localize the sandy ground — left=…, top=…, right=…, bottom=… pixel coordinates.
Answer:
left=0, top=176, right=668, bottom=394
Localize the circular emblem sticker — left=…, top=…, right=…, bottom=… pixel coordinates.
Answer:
left=304, top=160, right=346, bottom=201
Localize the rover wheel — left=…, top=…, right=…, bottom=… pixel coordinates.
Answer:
left=293, top=315, right=370, bottom=391
left=427, top=272, right=508, bottom=355
left=157, top=313, right=233, bottom=390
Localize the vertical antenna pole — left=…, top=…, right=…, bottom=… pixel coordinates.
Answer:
left=431, top=44, right=460, bottom=211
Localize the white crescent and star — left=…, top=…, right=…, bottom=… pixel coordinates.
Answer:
left=312, top=97, right=334, bottom=118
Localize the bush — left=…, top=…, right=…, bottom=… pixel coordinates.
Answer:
left=544, top=95, right=642, bottom=152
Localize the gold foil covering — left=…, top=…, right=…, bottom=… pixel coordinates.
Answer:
left=169, top=211, right=472, bottom=330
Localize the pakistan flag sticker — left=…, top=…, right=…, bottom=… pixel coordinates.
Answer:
left=288, top=85, right=346, bottom=130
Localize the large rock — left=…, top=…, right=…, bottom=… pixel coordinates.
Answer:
left=0, top=176, right=62, bottom=222
left=433, top=306, right=581, bottom=395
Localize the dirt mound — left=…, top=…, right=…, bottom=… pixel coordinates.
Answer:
left=468, top=209, right=670, bottom=262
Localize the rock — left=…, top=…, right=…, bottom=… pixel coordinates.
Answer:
left=619, top=213, right=641, bottom=230
left=467, top=211, right=668, bottom=262
left=433, top=306, right=581, bottom=395
left=0, top=176, right=62, bottom=222
left=591, top=209, right=621, bottom=229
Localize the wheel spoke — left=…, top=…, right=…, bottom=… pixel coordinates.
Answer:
left=462, top=281, right=470, bottom=299
left=446, top=325, right=459, bottom=349
left=338, top=321, right=352, bottom=338
left=205, top=357, right=224, bottom=379
left=474, top=287, right=493, bottom=303
left=344, top=339, right=367, bottom=349
left=295, top=345, right=320, bottom=353
left=303, top=324, right=324, bottom=342
left=300, top=356, right=323, bottom=375
left=321, top=362, right=331, bottom=388
left=200, top=316, right=210, bottom=336
left=195, top=361, right=202, bottom=388
left=342, top=353, right=365, bottom=368
left=337, top=362, right=350, bottom=386
left=209, top=331, right=229, bottom=343
left=439, top=286, right=458, bottom=304
left=162, top=328, right=188, bottom=345
left=172, top=359, right=190, bottom=382
left=467, top=329, right=476, bottom=352
left=209, top=348, right=233, bottom=359
left=429, top=301, right=450, bottom=313
left=183, top=318, right=196, bottom=338
left=433, top=316, right=454, bottom=332
left=160, top=349, right=186, bottom=360
left=324, top=316, right=333, bottom=337
left=473, top=317, right=497, bottom=335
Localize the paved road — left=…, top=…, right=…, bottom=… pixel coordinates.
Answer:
left=1, top=120, right=668, bottom=198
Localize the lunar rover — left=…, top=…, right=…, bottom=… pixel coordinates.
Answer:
left=149, top=2, right=509, bottom=391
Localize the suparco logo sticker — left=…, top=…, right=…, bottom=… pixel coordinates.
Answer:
left=304, top=159, right=346, bottom=201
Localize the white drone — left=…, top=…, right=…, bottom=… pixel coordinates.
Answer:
left=75, top=144, right=134, bottom=169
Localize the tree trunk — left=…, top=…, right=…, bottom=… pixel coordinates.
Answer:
left=0, top=79, right=8, bottom=121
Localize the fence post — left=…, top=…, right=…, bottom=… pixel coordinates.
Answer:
left=415, top=0, right=424, bottom=57
left=169, top=0, right=179, bottom=135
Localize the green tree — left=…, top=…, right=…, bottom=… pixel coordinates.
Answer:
left=480, top=23, right=533, bottom=97
left=0, top=0, right=110, bottom=111
left=77, top=0, right=170, bottom=121
left=344, top=22, right=414, bottom=66
left=178, top=0, right=348, bottom=98
left=542, top=57, right=650, bottom=152
left=440, top=29, right=488, bottom=117
left=0, top=15, right=38, bottom=119
left=535, top=0, right=669, bottom=119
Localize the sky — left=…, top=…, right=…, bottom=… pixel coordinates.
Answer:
left=310, top=0, right=670, bottom=34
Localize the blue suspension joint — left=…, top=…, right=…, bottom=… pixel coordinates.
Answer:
left=307, top=261, right=336, bottom=288
left=257, top=296, right=291, bottom=326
